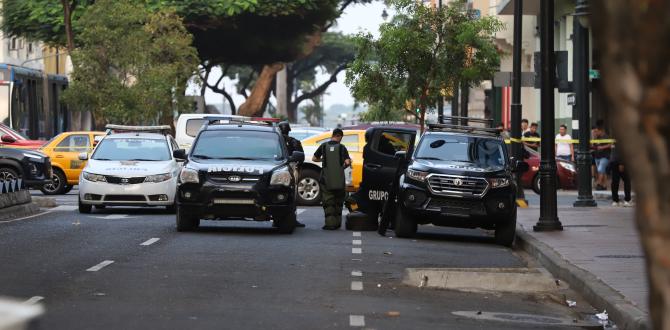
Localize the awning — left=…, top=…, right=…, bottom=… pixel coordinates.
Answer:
left=497, top=0, right=541, bottom=16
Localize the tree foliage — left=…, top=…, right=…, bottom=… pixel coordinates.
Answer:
left=61, top=0, right=199, bottom=127
left=345, top=0, right=502, bottom=129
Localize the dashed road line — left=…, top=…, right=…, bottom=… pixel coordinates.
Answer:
left=352, top=247, right=362, bottom=254
left=352, top=239, right=362, bottom=245
left=351, top=281, right=363, bottom=291
left=86, top=260, right=114, bottom=272
left=349, top=315, right=365, bottom=327
left=353, top=232, right=361, bottom=237
left=351, top=270, right=362, bottom=277
left=23, top=296, right=44, bottom=305
left=140, top=238, right=160, bottom=246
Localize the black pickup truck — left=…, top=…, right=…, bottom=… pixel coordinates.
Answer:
left=0, top=147, right=52, bottom=188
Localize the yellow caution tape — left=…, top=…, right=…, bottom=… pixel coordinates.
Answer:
left=504, top=138, right=616, bottom=144
left=516, top=199, right=528, bottom=208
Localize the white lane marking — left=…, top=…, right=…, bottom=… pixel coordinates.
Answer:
left=352, top=240, right=362, bottom=245
left=350, top=315, right=365, bottom=327
left=93, top=214, right=133, bottom=220
left=353, top=232, right=361, bottom=237
left=140, top=238, right=160, bottom=246
left=0, top=210, right=52, bottom=224
left=53, top=205, right=78, bottom=211
left=351, top=281, right=363, bottom=291
left=296, top=209, right=306, bottom=215
left=351, top=271, right=362, bottom=277
left=23, top=296, right=44, bottom=305
left=352, top=248, right=362, bottom=254
left=86, top=260, right=114, bottom=272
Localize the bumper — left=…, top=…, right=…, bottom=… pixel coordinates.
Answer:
left=398, top=182, right=515, bottom=229
left=79, top=177, right=177, bottom=206
left=177, top=182, right=295, bottom=220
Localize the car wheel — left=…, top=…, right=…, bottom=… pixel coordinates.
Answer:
left=297, top=169, right=321, bottom=206
left=78, top=197, right=92, bottom=214
left=394, top=207, right=417, bottom=238
left=495, top=207, right=517, bottom=247
left=63, top=185, right=74, bottom=194
left=40, top=169, right=67, bottom=195
left=176, top=205, right=199, bottom=232
left=532, top=175, right=541, bottom=195
left=276, top=212, right=296, bottom=234
left=0, top=167, right=19, bottom=182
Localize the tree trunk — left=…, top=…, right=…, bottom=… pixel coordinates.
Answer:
left=238, top=63, right=284, bottom=117
left=591, top=1, right=670, bottom=329
left=60, top=0, right=75, bottom=52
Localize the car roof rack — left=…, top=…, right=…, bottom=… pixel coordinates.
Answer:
left=202, top=115, right=281, bottom=129
left=428, top=116, right=500, bottom=136
left=105, top=124, right=172, bottom=136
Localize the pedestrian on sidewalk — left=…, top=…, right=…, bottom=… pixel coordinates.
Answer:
left=555, top=124, right=574, bottom=162
left=312, top=128, right=352, bottom=230
left=523, top=122, right=540, bottom=151
left=610, top=145, right=632, bottom=207
left=521, top=118, right=530, bottom=135
left=591, top=124, right=612, bottom=190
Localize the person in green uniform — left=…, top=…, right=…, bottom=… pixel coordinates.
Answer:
left=313, top=128, right=351, bottom=230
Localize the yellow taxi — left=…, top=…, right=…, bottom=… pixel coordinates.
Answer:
left=39, top=131, right=106, bottom=195
left=298, top=130, right=366, bottom=205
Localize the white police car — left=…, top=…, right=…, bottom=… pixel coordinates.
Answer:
left=77, top=125, right=182, bottom=213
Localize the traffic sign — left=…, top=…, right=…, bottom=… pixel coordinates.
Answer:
left=589, top=69, right=600, bottom=79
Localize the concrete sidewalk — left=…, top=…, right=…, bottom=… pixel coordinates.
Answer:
left=516, top=204, right=650, bottom=329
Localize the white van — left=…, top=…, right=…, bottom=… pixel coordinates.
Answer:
left=175, top=114, right=246, bottom=151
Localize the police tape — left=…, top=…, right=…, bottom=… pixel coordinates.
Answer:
left=504, top=137, right=616, bottom=144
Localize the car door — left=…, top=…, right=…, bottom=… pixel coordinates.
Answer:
left=359, top=128, right=417, bottom=214
left=52, top=134, right=92, bottom=183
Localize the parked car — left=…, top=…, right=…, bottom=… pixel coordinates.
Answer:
left=521, top=146, right=577, bottom=194
left=38, top=131, right=106, bottom=195
left=0, top=147, right=52, bottom=189
left=78, top=125, right=182, bottom=213
left=0, top=123, right=44, bottom=150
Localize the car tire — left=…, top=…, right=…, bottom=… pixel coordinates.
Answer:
left=0, top=167, right=20, bottom=182
left=276, top=212, right=296, bottom=234
left=40, top=169, right=67, bottom=195
left=345, top=211, right=378, bottom=231
left=297, top=168, right=321, bottom=206
left=495, top=208, right=517, bottom=247
left=394, top=207, right=417, bottom=238
left=532, top=174, right=560, bottom=195
left=78, top=197, right=92, bottom=214
left=63, top=185, right=74, bottom=194
left=176, top=205, right=199, bottom=232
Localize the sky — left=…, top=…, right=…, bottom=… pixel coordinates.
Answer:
left=188, top=1, right=391, bottom=110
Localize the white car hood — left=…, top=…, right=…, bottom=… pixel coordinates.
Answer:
left=84, top=159, right=176, bottom=177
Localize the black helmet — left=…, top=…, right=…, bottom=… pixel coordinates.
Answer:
left=278, top=121, right=291, bottom=135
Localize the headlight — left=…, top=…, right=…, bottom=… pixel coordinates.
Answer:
left=559, top=162, right=576, bottom=172
left=23, top=152, right=42, bottom=160
left=270, top=166, right=291, bottom=186
left=179, top=167, right=199, bottom=184
left=488, top=177, right=510, bottom=188
left=145, top=173, right=172, bottom=183
left=82, top=171, right=107, bottom=182
left=407, top=169, right=428, bottom=182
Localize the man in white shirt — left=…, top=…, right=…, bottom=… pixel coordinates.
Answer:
left=555, top=124, right=574, bottom=161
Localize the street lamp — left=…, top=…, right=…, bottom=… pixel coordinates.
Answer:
left=534, top=0, right=562, bottom=231
left=510, top=0, right=526, bottom=204
left=381, top=9, right=389, bottom=21
left=572, top=0, right=597, bottom=207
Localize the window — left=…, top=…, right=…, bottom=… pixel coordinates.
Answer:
left=341, top=134, right=359, bottom=152
left=55, top=135, right=90, bottom=152
left=191, top=130, right=282, bottom=161
left=9, top=38, right=17, bottom=51
left=92, top=138, right=170, bottom=161
left=186, top=119, right=206, bottom=137
left=373, top=132, right=413, bottom=156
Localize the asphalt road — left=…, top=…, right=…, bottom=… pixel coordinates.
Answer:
left=0, top=190, right=595, bottom=329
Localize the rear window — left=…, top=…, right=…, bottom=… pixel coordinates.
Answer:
left=186, top=119, right=206, bottom=137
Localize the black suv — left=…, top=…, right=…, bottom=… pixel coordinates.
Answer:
left=173, top=117, right=305, bottom=233
left=0, top=147, right=52, bottom=188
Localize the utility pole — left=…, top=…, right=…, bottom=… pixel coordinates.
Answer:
left=511, top=0, right=526, bottom=203
left=276, top=66, right=288, bottom=120
left=437, top=0, right=444, bottom=123
left=534, top=0, right=562, bottom=231
left=572, top=0, right=597, bottom=207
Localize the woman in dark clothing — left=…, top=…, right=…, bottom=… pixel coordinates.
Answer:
left=610, top=146, right=632, bottom=207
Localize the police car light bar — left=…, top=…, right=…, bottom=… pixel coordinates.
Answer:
left=104, top=124, right=172, bottom=135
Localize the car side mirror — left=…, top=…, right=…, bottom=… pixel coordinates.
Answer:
left=78, top=152, right=89, bottom=161
left=394, top=151, right=407, bottom=160
left=514, top=160, right=529, bottom=173
left=173, top=149, right=187, bottom=160
left=289, top=151, right=305, bottom=163
left=1, top=134, right=16, bottom=143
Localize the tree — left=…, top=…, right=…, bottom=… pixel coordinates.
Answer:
left=590, top=1, right=670, bottom=328
left=61, top=0, right=199, bottom=128
left=345, top=0, right=502, bottom=130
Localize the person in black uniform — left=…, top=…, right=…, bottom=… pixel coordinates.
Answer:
left=278, top=122, right=306, bottom=228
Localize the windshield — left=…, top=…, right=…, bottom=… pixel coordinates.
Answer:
left=415, top=134, right=507, bottom=168
left=92, top=138, right=170, bottom=161
left=191, top=130, right=283, bottom=160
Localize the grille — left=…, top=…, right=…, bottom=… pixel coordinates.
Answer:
left=208, top=173, right=261, bottom=183
left=104, top=195, right=146, bottom=202
left=427, top=198, right=482, bottom=210
left=427, top=174, right=488, bottom=197
left=105, top=176, right=145, bottom=184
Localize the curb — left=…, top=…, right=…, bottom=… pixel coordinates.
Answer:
left=0, top=202, right=41, bottom=222
left=31, top=196, right=57, bottom=208
left=515, top=228, right=651, bottom=330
